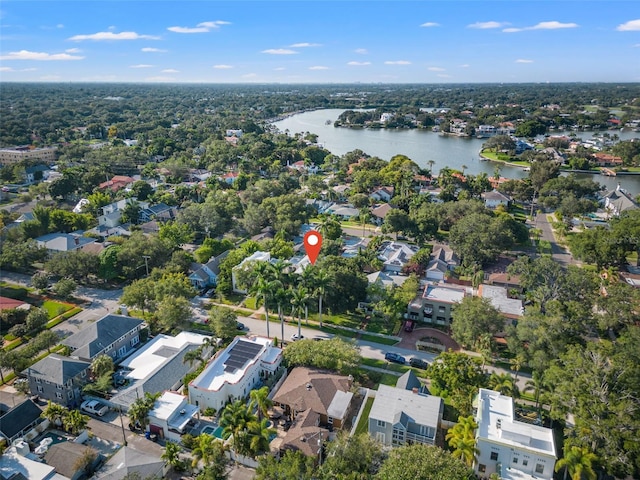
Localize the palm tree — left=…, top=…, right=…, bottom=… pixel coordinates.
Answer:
left=90, top=354, right=114, bottom=379
left=63, top=410, right=89, bottom=435
left=488, top=372, right=516, bottom=397
left=162, top=441, right=183, bottom=471
left=314, top=268, right=331, bottom=328
left=128, top=392, right=159, bottom=431
left=524, top=371, right=548, bottom=411
left=249, top=386, right=273, bottom=422
left=247, top=418, right=276, bottom=458
left=220, top=400, right=256, bottom=461
left=290, top=286, right=308, bottom=339
left=510, top=355, right=525, bottom=382
left=252, top=275, right=277, bottom=339
left=427, top=159, right=435, bottom=175
left=183, top=348, right=204, bottom=368
left=274, top=286, right=289, bottom=343
left=41, top=401, right=68, bottom=427
left=475, top=334, right=493, bottom=373
left=191, top=433, right=226, bottom=470
left=555, top=445, right=597, bottom=480
left=445, top=415, right=478, bottom=468
left=461, top=164, right=468, bottom=176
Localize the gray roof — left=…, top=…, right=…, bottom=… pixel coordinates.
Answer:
left=61, top=314, right=143, bottom=360
left=45, top=442, right=99, bottom=479
left=327, top=390, right=354, bottom=420
left=35, top=233, right=96, bottom=252
left=0, top=399, right=43, bottom=440
left=395, top=370, right=422, bottom=391
left=370, top=384, right=443, bottom=428
left=25, top=354, right=90, bottom=384
left=95, top=446, right=163, bottom=480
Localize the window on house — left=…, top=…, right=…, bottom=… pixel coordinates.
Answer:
left=68, top=391, right=74, bottom=400
left=535, top=464, right=544, bottom=474
left=37, top=386, right=43, bottom=393
left=328, top=416, right=333, bottom=425
left=478, top=465, right=486, bottom=473
left=118, top=346, right=127, bottom=357
left=375, top=432, right=385, bottom=443
left=81, top=370, right=87, bottom=378
left=377, top=420, right=386, bottom=427
left=55, top=392, right=63, bottom=399
left=490, top=452, right=499, bottom=461
left=513, top=458, right=518, bottom=464
left=522, top=460, right=528, bottom=467
left=35, top=378, right=41, bottom=383
left=131, top=336, right=140, bottom=347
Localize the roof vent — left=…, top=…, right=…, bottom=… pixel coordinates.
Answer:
left=306, top=383, right=312, bottom=390
left=180, top=409, right=186, bottom=415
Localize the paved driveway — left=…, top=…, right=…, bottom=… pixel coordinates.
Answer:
left=396, top=326, right=460, bottom=351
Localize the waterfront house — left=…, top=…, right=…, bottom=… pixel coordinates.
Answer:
left=482, top=190, right=512, bottom=209
left=601, top=184, right=638, bottom=217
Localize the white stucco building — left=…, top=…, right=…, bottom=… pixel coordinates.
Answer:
left=148, top=391, right=199, bottom=442
left=189, top=336, right=282, bottom=412
left=475, top=388, right=556, bottom=480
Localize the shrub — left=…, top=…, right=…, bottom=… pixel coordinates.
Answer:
left=203, top=407, right=216, bottom=417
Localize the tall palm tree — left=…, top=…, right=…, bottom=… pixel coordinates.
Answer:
left=290, top=286, right=308, bottom=339
left=162, top=441, right=183, bottom=471
left=445, top=415, right=478, bottom=468
left=461, top=164, right=468, bottom=176
left=249, top=386, right=273, bottom=422
left=247, top=418, right=277, bottom=458
left=314, top=269, right=331, bottom=329
left=274, top=286, right=289, bottom=344
left=191, top=433, right=225, bottom=470
left=41, top=401, right=67, bottom=427
left=555, top=445, right=597, bottom=480
left=220, top=400, right=256, bottom=461
left=427, top=159, right=435, bottom=175
left=252, top=275, right=277, bottom=339
left=510, top=355, right=525, bottom=382
left=183, top=348, right=204, bottom=368
left=488, top=372, right=516, bottom=397
left=90, top=354, right=114, bottom=379
left=524, top=371, right=548, bottom=411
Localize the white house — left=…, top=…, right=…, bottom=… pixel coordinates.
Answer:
left=231, top=251, right=271, bottom=293
left=98, top=198, right=149, bottom=228
left=148, top=392, right=199, bottom=442
left=377, top=241, right=418, bottom=273
left=380, top=113, right=394, bottom=123
left=601, top=184, right=638, bottom=217
left=475, top=388, right=556, bottom=480
left=189, top=336, right=282, bottom=412
left=481, top=190, right=511, bottom=209
left=370, top=186, right=394, bottom=203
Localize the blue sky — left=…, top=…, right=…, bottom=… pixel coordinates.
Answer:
left=1, top=1, right=639, bottom=83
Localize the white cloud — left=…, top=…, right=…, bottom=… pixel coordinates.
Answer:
left=516, top=59, right=534, bottom=63
left=354, top=48, right=368, bottom=55
left=0, top=66, right=13, bottom=71
left=309, top=65, right=329, bottom=70
left=130, top=64, right=154, bottom=68
left=21, top=67, right=37, bottom=71
left=56, top=24, right=64, bottom=29
left=0, top=49, right=84, bottom=61
left=290, top=42, right=322, bottom=47
left=420, top=22, right=440, bottom=27
left=69, top=31, right=160, bottom=41
left=65, top=48, right=81, bottom=53
left=347, top=61, right=371, bottom=66
left=617, top=19, right=640, bottom=31
left=162, top=69, right=179, bottom=73
left=262, top=48, right=298, bottom=55
left=142, top=47, right=167, bottom=53
left=428, top=66, right=445, bottom=71
left=635, top=43, right=640, bottom=47
left=468, top=21, right=507, bottom=29
left=504, top=21, right=578, bottom=32
left=168, top=21, right=230, bottom=34
left=242, top=73, right=257, bottom=78
left=274, top=67, right=286, bottom=71
left=213, top=64, right=233, bottom=69
left=459, top=64, right=470, bottom=68
left=385, top=60, right=411, bottom=65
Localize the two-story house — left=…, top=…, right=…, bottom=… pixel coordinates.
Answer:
left=189, top=251, right=230, bottom=290
left=406, top=283, right=467, bottom=327
left=61, top=314, right=145, bottom=363
left=25, top=354, right=90, bottom=407
left=148, top=392, right=199, bottom=443
left=475, top=388, right=556, bottom=480
left=368, top=384, right=443, bottom=448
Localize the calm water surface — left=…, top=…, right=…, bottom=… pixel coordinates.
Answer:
left=273, top=109, right=640, bottom=196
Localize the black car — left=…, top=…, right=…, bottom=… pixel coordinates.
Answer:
left=384, top=352, right=406, bottom=364
left=236, top=322, right=245, bottom=330
left=409, top=357, right=429, bottom=369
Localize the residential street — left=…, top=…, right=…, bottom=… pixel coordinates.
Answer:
left=534, top=212, right=576, bottom=266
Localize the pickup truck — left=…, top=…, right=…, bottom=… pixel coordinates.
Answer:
left=81, top=400, right=109, bottom=417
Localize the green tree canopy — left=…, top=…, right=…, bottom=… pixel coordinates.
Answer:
left=451, top=296, right=506, bottom=350
left=376, top=444, right=473, bottom=480
left=283, top=337, right=361, bottom=375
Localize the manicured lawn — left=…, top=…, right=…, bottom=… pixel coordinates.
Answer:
left=41, top=300, right=74, bottom=319
left=355, top=397, right=374, bottom=435
left=244, top=296, right=258, bottom=310
left=378, top=373, right=401, bottom=386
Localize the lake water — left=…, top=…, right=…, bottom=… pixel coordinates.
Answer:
left=273, top=108, right=640, bottom=196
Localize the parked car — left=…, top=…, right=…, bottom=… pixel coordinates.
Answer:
left=410, top=357, right=429, bottom=369
left=384, top=352, right=406, bottom=364
left=404, top=320, right=415, bottom=332
left=291, top=333, right=304, bottom=341
left=81, top=399, right=109, bottom=417
left=236, top=322, right=245, bottom=330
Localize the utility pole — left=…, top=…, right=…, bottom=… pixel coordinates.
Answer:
left=142, top=255, right=150, bottom=276
left=118, top=406, right=128, bottom=446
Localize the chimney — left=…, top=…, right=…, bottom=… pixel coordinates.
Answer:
left=412, top=388, right=419, bottom=394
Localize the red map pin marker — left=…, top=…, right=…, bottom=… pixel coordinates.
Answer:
left=303, top=230, right=323, bottom=265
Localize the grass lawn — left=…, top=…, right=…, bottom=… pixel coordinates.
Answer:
left=308, top=311, right=362, bottom=330
left=378, top=373, right=401, bottom=386
left=355, top=397, right=374, bottom=435
left=244, top=296, right=258, bottom=310
left=41, top=300, right=74, bottom=319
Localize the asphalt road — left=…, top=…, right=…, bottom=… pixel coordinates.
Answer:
left=534, top=212, right=576, bottom=266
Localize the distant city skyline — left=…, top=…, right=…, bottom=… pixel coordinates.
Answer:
left=0, top=1, right=639, bottom=83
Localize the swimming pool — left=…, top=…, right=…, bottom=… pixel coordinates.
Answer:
left=201, top=425, right=227, bottom=439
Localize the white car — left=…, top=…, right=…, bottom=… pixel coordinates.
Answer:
left=291, top=333, right=304, bottom=341
left=81, top=400, right=109, bottom=417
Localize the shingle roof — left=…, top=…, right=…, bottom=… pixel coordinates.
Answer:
left=272, top=367, right=351, bottom=417
left=61, top=314, right=143, bottom=360
left=0, top=399, right=43, bottom=440
left=25, top=354, right=90, bottom=384
left=94, top=446, right=163, bottom=480
left=370, top=384, right=443, bottom=428
left=279, top=409, right=328, bottom=457
left=395, top=370, right=422, bottom=391
left=45, top=442, right=99, bottom=479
